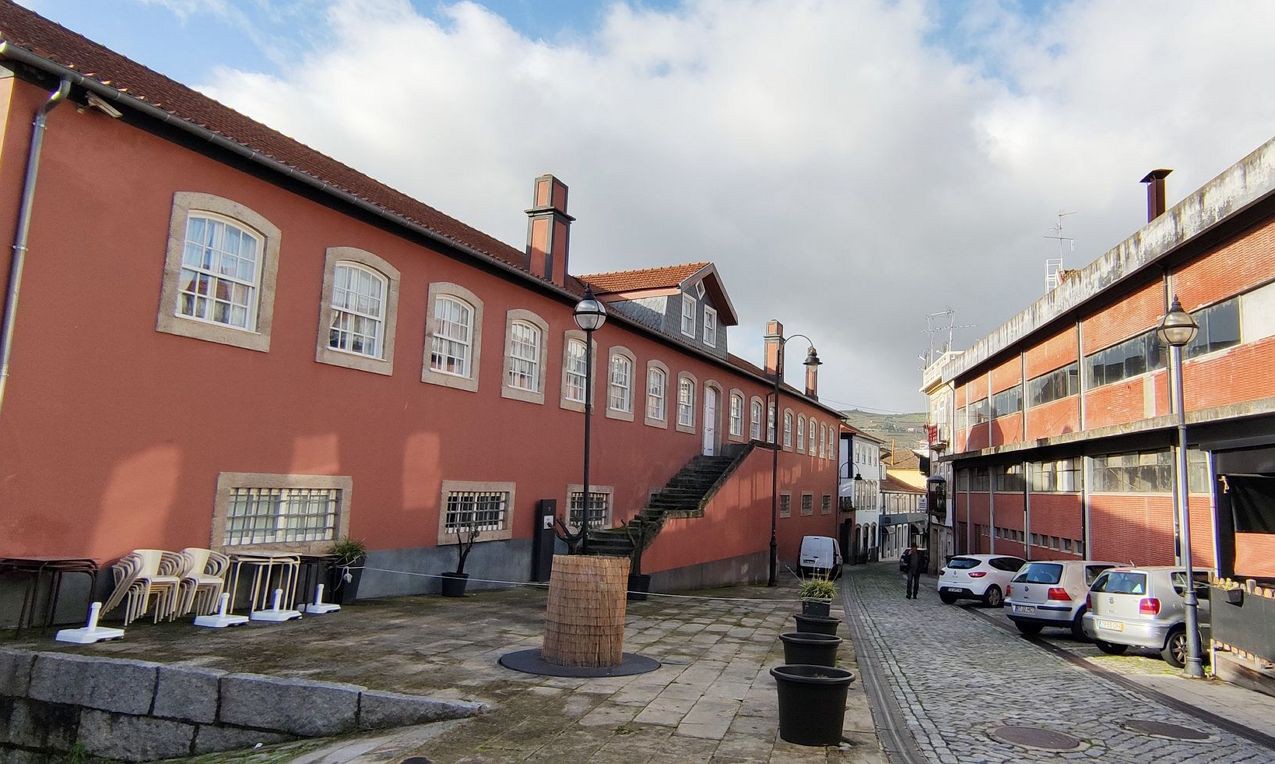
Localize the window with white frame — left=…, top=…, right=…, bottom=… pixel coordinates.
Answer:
left=783, top=411, right=793, bottom=449
left=608, top=350, right=634, bottom=415
left=568, top=488, right=611, bottom=529
left=729, top=393, right=743, bottom=437
left=315, top=247, right=400, bottom=375
left=797, top=416, right=805, bottom=452
left=703, top=306, right=718, bottom=347
left=431, top=297, right=474, bottom=377
left=681, top=294, right=696, bottom=337
left=819, top=424, right=827, bottom=458
left=828, top=428, right=835, bottom=460
left=564, top=338, right=587, bottom=403
left=213, top=472, right=351, bottom=554
left=647, top=366, right=667, bottom=422
left=678, top=376, right=695, bottom=427
left=750, top=399, right=763, bottom=439
left=158, top=193, right=281, bottom=352
left=767, top=406, right=776, bottom=443
left=502, top=310, right=548, bottom=403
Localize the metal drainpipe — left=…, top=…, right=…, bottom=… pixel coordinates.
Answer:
left=0, top=77, right=71, bottom=420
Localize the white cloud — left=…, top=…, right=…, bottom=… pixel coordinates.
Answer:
left=193, top=0, right=1275, bottom=416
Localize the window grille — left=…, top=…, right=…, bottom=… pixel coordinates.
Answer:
left=224, top=487, right=339, bottom=546
left=800, top=494, right=813, bottom=516
left=779, top=494, right=791, bottom=518
left=821, top=495, right=832, bottom=515
left=444, top=490, right=508, bottom=533
left=569, top=491, right=610, bottom=529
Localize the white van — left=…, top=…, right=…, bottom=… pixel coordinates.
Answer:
left=799, top=536, right=843, bottom=579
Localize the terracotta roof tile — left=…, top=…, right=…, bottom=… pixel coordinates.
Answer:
left=579, top=262, right=709, bottom=294
left=0, top=0, right=531, bottom=273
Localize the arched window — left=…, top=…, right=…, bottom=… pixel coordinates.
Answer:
left=750, top=398, right=763, bottom=440
left=647, top=367, right=667, bottom=422
left=783, top=411, right=793, bottom=449
left=329, top=263, right=387, bottom=358
left=431, top=296, right=474, bottom=377
left=608, top=350, right=634, bottom=414
left=178, top=213, right=262, bottom=330
left=678, top=376, right=695, bottom=427
left=564, top=339, right=587, bottom=403
left=729, top=393, right=744, bottom=437
left=507, top=320, right=542, bottom=392
left=797, top=416, right=806, bottom=453
left=767, top=406, right=776, bottom=443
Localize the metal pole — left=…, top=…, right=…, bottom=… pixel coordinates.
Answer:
left=581, top=329, right=594, bottom=556
left=1170, top=343, right=1204, bottom=677
left=768, top=342, right=783, bottom=587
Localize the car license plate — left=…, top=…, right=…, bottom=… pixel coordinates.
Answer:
left=1012, top=605, right=1036, bottom=615
left=1097, top=619, right=1124, bottom=632
left=941, top=586, right=957, bottom=593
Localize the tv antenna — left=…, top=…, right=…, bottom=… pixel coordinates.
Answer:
left=922, top=308, right=974, bottom=366
left=1044, top=210, right=1077, bottom=291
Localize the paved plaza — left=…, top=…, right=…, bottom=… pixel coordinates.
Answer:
left=841, top=562, right=1275, bottom=763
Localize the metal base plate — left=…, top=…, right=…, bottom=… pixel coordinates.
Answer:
left=498, top=648, right=660, bottom=677
left=988, top=725, right=1086, bottom=752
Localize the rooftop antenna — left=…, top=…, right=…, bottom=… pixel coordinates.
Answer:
left=1044, top=210, right=1077, bottom=291
left=922, top=309, right=974, bottom=366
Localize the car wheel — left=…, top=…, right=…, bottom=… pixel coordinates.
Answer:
left=983, top=585, right=1003, bottom=608
left=1070, top=609, right=1087, bottom=640
left=1095, top=640, right=1128, bottom=655
left=939, top=592, right=957, bottom=604
left=1161, top=628, right=1189, bottom=668
left=1015, top=621, right=1042, bottom=636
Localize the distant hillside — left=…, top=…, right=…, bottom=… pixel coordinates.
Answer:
left=841, top=409, right=928, bottom=451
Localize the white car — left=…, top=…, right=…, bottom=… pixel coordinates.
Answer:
left=1005, top=560, right=1119, bottom=638
left=937, top=554, right=1027, bottom=607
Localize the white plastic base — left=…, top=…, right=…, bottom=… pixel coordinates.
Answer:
left=194, top=613, right=250, bottom=628
left=250, top=608, right=303, bottom=622
left=302, top=603, right=341, bottom=614
left=55, top=626, right=124, bottom=644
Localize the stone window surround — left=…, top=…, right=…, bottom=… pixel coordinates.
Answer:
left=501, top=309, right=549, bottom=404
left=559, top=330, right=596, bottom=413
left=566, top=483, right=615, bottom=531
left=676, top=370, right=698, bottom=434
left=422, top=282, right=484, bottom=393
left=157, top=192, right=282, bottom=352
left=605, top=345, right=637, bottom=422
left=727, top=388, right=745, bottom=441
left=645, top=360, right=670, bottom=428
left=436, top=479, right=516, bottom=546
left=211, top=472, right=353, bottom=555
left=315, top=247, right=400, bottom=376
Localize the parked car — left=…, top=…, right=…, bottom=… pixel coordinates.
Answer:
left=1005, top=560, right=1119, bottom=638
left=1082, top=566, right=1213, bottom=668
left=937, top=554, right=1027, bottom=607
left=898, top=547, right=929, bottom=572
left=799, top=535, right=842, bottom=580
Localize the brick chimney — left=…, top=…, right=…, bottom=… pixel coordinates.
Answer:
left=805, top=359, right=819, bottom=400
left=1140, top=169, right=1172, bottom=222
left=764, top=320, right=784, bottom=377
left=525, top=174, right=574, bottom=287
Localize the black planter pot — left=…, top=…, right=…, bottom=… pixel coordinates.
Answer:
left=780, top=632, right=842, bottom=667
left=440, top=572, right=469, bottom=597
left=793, top=613, right=841, bottom=636
left=327, top=557, right=365, bottom=605
left=627, top=573, right=652, bottom=601
left=770, top=664, right=857, bottom=746
left=801, top=599, right=832, bottom=617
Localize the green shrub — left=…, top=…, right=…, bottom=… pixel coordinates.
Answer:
left=799, top=578, right=836, bottom=600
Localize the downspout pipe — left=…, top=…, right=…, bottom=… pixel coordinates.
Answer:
left=0, top=76, right=70, bottom=419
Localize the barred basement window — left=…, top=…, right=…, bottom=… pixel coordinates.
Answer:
left=779, top=494, right=792, bottom=518
left=801, top=493, right=814, bottom=516
left=444, top=490, right=509, bottom=533
left=822, top=495, right=832, bottom=515
left=224, top=487, right=340, bottom=546
left=569, top=490, right=611, bottom=529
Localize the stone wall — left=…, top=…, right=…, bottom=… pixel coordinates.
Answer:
left=0, top=648, right=485, bottom=762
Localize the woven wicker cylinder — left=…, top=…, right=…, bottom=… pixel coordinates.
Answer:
left=542, top=554, right=630, bottom=667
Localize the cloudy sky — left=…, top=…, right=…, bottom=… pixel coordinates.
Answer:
left=22, top=0, right=1275, bottom=414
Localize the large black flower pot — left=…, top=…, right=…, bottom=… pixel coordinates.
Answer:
left=770, top=665, right=856, bottom=746
left=793, top=613, right=841, bottom=636
left=627, top=573, right=652, bottom=601
left=440, top=572, right=469, bottom=597
left=801, top=599, right=832, bottom=617
left=780, top=632, right=842, bottom=667
left=327, top=557, right=365, bottom=605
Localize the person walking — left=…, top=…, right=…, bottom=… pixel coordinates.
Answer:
left=905, top=542, right=923, bottom=599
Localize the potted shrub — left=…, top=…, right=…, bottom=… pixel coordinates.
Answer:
left=441, top=513, right=483, bottom=597
left=623, top=514, right=665, bottom=601
left=326, top=537, right=367, bottom=605
left=799, top=577, right=836, bottom=617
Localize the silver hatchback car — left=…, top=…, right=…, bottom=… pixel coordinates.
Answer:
left=1005, top=560, right=1118, bottom=638
left=1082, top=566, right=1212, bottom=667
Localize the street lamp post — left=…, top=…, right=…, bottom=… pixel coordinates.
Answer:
left=838, top=462, right=863, bottom=562
left=768, top=336, right=821, bottom=587
left=573, top=288, right=608, bottom=556
left=1158, top=295, right=1203, bottom=678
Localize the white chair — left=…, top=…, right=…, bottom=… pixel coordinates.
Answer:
left=178, top=548, right=229, bottom=616
left=102, top=549, right=184, bottom=625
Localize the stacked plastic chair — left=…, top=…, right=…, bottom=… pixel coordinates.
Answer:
left=177, top=548, right=230, bottom=616
left=101, top=549, right=185, bottom=625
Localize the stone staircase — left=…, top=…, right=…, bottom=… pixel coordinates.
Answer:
left=584, top=443, right=754, bottom=561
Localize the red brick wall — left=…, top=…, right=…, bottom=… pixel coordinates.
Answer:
left=1028, top=493, right=1083, bottom=539
left=1025, top=395, right=1079, bottom=440
left=990, top=356, right=1021, bottom=394
left=1025, top=326, right=1077, bottom=380
left=964, top=374, right=988, bottom=402
left=1086, top=494, right=1213, bottom=566
left=1082, top=280, right=1165, bottom=355
left=966, top=422, right=989, bottom=451
left=1173, top=217, right=1275, bottom=311
left=994, top=493, right=1026, bottom=557
left=991, top=412, right=1023, bottom=447
left=1183, top=336, right=1275, bottom=411
left=1084, top=376, right=1152, bottom=430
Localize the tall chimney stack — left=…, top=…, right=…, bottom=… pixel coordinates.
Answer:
left=525, top=174, right=574, bottom=286
left=805, top=359, right=819, bottom=400
left=764, top=320, right=784, bottom=377
left=1140, top=169, right=1172, bottom=222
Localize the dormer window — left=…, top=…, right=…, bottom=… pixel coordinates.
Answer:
left=681, top=293, right=696, bottom=337
left=703, top=306, right=717, bottom=347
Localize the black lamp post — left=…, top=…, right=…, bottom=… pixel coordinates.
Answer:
left=768, top=336, right=821, bottom=587
left=573, top=288, right=608, bottom=556
left=838, top=462, right=863, bottom=562
left=1157, top=295, right=1203, bottom=678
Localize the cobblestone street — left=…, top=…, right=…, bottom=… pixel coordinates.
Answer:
left=842, top=562, right=1275, bottom=763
